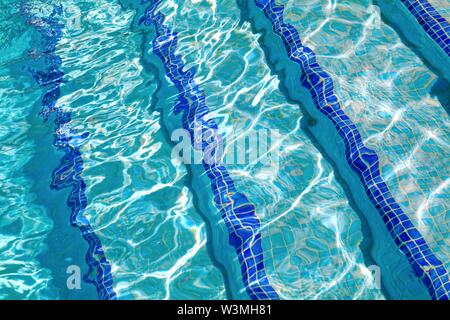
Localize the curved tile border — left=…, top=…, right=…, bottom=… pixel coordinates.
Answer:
left=22, top=3, right=117, bottom=300
left=254, top=0, right=450, bottom=300
left=401, top=0, right=450, bottom=56
left=139, top=0, right=278, bottom=300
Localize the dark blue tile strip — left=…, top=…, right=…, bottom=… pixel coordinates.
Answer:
left=254, top=0, right=450, bottom=300
left=22, top=3, right=117, bottom=300
left=401, top=0, right=450, bottom=56
left=138, top=0, right=278, bottom=300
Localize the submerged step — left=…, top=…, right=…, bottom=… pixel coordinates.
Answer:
left=133, top=0, right=384, bottom=300
left=244, top=0, right=450, bottom=299
left=47, top=0, right=227, bottom=299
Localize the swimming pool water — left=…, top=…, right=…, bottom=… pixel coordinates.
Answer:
left=151, top=0, right=383, bottom=299
left=0, top=0, right=448, bottom=300
left=278, top=0, right=450, bottom=286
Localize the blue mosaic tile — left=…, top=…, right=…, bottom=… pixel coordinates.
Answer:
left=22, top=3, right=117, bottom=300
left=139, top=0, right=279, bottom=300
left=254, top=0, right=450, bottom=300
left=401, top=0, right=450, bottom=56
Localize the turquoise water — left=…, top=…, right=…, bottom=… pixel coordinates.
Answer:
left=429, top=0, right=450, bottom=19
left=0, top=0, right=448, bottom=300
left=153, top=0, right=383, bottom=299
left=278, top=0, right=450, bottom=281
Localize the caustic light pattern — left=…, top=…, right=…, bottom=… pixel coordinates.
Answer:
left=0, top=0, right=448, bottom=300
